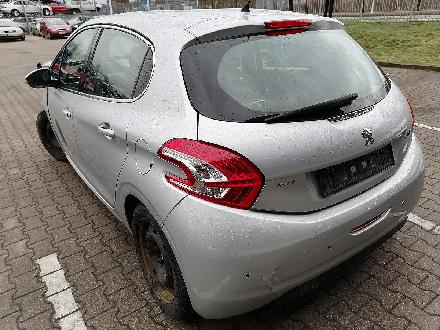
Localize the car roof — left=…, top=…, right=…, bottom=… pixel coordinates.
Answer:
left=84, top=9, right=340, bottom=50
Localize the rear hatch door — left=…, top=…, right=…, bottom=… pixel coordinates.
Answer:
left=181, top=19, right=413, bottom=213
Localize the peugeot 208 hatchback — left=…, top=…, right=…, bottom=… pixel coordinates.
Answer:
left=26, top=10, right=425, bottom=319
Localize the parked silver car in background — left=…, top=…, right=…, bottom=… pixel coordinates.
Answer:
left=26, top=9, right=425, bottom=319
left=29, top=16, right=43, bottom=35
left=66, top=15, right=89, bottom=31
left=0, top=0, right=51, bottom=17
left=11, top=16, right=31, bottom=31
left=0, top=18, right=24, bottom=39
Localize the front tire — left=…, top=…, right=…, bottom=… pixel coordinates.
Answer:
left=42, top=8, right=50, bottom=16
left=11, top=9, right=20, bottom=17
left=36, top=111, right=66, bottom=161
left=133, top=204, right=193, bottom=319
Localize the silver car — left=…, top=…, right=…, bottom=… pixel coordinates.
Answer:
left=26, top=10, right=425, bottom=319
left=0, top=0, right=51, bottom=17
left=29, top=16, right=42, bottom=35
left=11, top=16, right=31, bottom=31
left=0, top=18, right=24, bottom=39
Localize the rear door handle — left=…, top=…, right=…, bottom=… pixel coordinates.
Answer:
left=62, top=108, right=71, bottom=119
left=98, top=122, right=115, bottom=140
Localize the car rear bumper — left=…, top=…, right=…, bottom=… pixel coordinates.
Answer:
left=49, top=31, right=71, bottom=37
left=164, top=134, right=425, bottom=319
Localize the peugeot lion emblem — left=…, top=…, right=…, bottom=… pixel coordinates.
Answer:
left=362, top=128, right=374, bottom=146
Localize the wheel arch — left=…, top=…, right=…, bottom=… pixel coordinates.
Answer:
left=124, top=194, right=141, bottom=229
left=117, top=182, right=163, bottom=229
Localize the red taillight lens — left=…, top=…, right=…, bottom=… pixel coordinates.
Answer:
left=264, top=19, right=311, bottom=29
left=407, top=98, right=415, bottom=131
left=266, top=29, right=306, bottom=37
left=158, top=139, right=264, bottom=209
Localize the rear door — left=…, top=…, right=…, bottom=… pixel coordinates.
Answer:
left=72, top=27, right=150, bottom=206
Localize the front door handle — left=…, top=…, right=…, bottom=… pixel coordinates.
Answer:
left=63, top=108, right=71, bottom=119
left=98, top=122, right=115, bottom=140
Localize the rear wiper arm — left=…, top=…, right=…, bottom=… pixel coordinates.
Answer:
left=245, top=93, right=358, bottom=124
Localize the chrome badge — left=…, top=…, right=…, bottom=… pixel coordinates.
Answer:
left=362, top=128, right=374, bottom=146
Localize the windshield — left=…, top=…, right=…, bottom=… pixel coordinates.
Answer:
left=0, top=21, right=16, bottom=27
left=46, top=18, right=66, bottom=26
left=180, top=29, right=389, bottom=122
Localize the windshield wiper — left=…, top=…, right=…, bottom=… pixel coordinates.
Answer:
left=245, top=93, right=358, bottom=124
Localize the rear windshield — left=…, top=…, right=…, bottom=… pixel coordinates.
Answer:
left=46, top=18, right=66, bottom=26
left=180, top=29, right=389, bottom=122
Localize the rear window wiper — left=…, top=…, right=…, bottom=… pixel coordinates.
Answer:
left=245, top=93, right=359, bottom=124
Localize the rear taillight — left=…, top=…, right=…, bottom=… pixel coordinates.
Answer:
left=264, top=19, right=311, bottom=29
left=407, top=98, right=415, bottom=131
left=158, top=139, right=264, bottom=209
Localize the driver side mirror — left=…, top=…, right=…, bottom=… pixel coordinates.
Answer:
left=25, top=68, right=51, bottom=88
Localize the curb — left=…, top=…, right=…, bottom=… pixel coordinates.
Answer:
left=378, top=61, right=440, bottom=72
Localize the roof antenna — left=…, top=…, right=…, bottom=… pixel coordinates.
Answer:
left=241, top=0, right=250, bottom=12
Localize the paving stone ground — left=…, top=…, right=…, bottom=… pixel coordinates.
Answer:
left=1, top=35, right=440, bottom=330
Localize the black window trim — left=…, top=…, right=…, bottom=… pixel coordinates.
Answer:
left=50, top=23, right=155, bottom=104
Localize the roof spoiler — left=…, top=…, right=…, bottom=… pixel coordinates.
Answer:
left=241, top=0, right=250, bottom=12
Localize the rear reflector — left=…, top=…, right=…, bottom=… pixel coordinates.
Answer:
left=158, top=139, right=264, bottom=209
left=350, top=210, right=388, bottom=234
left=407, top=98, right=415, bottom=131
left=264, top=19, right=311, bottom=29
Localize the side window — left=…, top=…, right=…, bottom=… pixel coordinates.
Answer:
left=86, top=29, right=148, bottom=99
left=59, top=28, right=96, bottom=92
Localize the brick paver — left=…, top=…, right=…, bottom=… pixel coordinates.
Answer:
left=0, top=35, right=439, bottom=329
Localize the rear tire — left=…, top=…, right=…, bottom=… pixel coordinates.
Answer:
left=42, top=8, right=50, bottom=16
left=133, top=204, right=193, bottom=320
left=11, top=9, right=20, bottom=17
left=36, top=110, right=66, bottom=161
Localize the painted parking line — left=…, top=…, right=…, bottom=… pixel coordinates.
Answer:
left=414, top=122, right=440, bottom=132
left=408, top=212, right=440, bottom=233
left=36, top=254, right=87, bottom=330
